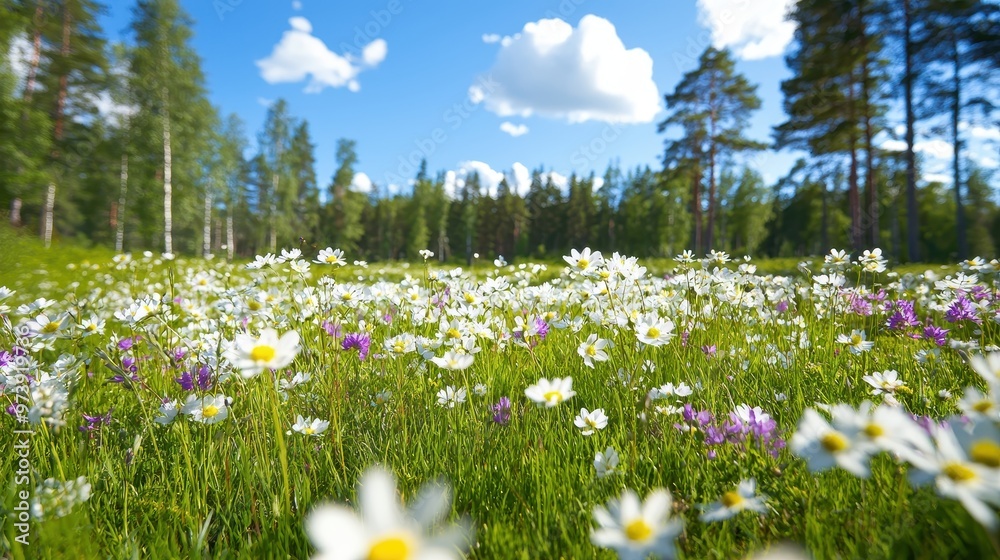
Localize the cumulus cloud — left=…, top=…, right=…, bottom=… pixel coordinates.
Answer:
left=471, top=15, right=660, bottom=124
left=880, top=139, right=907, bottom=152
left=879, top=138, right=954, bottom=160
left=510, top=162, right=532, bottom=196
left=696, top=0, right=796, bottom=60
left=482, top=33, right=501, bottom=44
left=969, top=125, right=1000, bottom=142
left=256, top=17, right=386, bottom=93
left=90, top=91, right=136, bottom=123
left=500, top=122, right=529, bottom=137
left=350, top=172, right=373, bottom=194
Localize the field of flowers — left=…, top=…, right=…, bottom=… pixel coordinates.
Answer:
left=2, top=242, right=1000, bottom=559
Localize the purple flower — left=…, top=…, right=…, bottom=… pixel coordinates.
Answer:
left=342, top=332, right=371, bottom=361
left=322, top=321, right=342, bottom=338
left=701, top=345, right=717, bottom=358
left=886, top=300, right=920, bottom=330
left=681, top=331, right=690, bottom=347
left=196, top=365, right=213, bottom=391
left=0, top=350, right=12, bottom=368
left=117, top=336, right=141, bottom=351
left=945, top=296, right=981, bottom=324
left=848, top=294, right=873, bottom=316
left=172, top=347, right=187, bottom=362
left=80, top=409, right=113, bottom=433
left=174, top=370, right=195, bottom=391
left=492, top=397, right=511, bottom=425
left=923, top=325, right=949, bottom=346
left=776, top=300, right=788, bottom=313
left=122, top=356, right=138, bottom=373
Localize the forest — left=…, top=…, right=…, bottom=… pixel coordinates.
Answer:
left=0, top=0, right=998, bottom=263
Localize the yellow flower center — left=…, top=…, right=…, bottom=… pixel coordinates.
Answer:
left=325, top=255, right=339, bottom=263
left=304, top=426, right=315, bottom=435
left=43, top=321, right=61, bottom=333
left=863, top=423, right=884, bottom=438
left=446, top=328, right=462, bottom=339
left=543, top=390, right=563, bottom=404
left=393, top=342, right=405, bottom=354
left=250, top=344, right=276, bottom=363
left=367, top=535, right=411, bottom=560
left=974, top=400, right=993, bottom=413
left=586, top=345, right=597, bottom=357
left=943, top=462, right=977, bottom=482
left=577, top=258, right=589, bottom=269
left=86, top=323, right=97, bottom=331
left=342, top=292, right=353, bottom=301
left=820, top=432, right=849, bottom=452
left=970, top=440, right=1000, bottom=468
left=203, top=405, right=220, bottom=418
left=647, top=327, right=660, bottom=339
left=721, top=491, right=744, bottom=508
left=248, top=300, right=262, bottom=311
left=624, top=518, right=653, bottom=542
left=850, top=334, right=862, bottom=345
left=464, top=293, right=476, bottom=303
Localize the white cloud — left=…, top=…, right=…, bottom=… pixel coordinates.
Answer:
left=915, top=139, right=953, bottom=160
left=510, top=162, right=531, bottom=196
left=500, top=121, right=529, bottom=137
left=969, top=125, right=1000, bottom=142
left=362, top=39, right=388, bottom=66
left=592, top=176, right=605, bottom=192
left=482, top=33, right=501, bottom=44
left=7, top=34, right=31, bottom=88
left=976, top=155, right=999, bottom=169
left=924, top=173, right=951, bottom=184
left=256, top=17, right=386, bottom=93
left=350, top=172, right=373, bottom=194
left=543, top=171, right=569, bottom=191
left=880, top=139, right=907, bottom=152
left=472, top=15, right=660, bottom=124
left=292, top=0, right=302, bottom=9
left=696, top=0, right=796, bottom=60
left=90, top=91, right=136, bottom=123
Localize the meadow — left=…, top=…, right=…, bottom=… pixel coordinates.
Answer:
left=2, top=232, right=999, bottom=559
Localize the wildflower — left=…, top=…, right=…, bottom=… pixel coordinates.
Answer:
left=491, top=397, right=511, bottom=425
left=430, top=350, right=474, bottom=371
left=305, top=466, right=472, bottom=560
left=315, top=247, right=346, bottom=266
left=946, top=296, right=981, bottom=324
left=886, top=300, right=920, bottom=330
left=859, top=248, right=887, bottom=273
left=574, top=408, right=609, bottom=436
left=494, top=255, right=507, bottom=267
left=225, top=328, right=300, bottom=378
left=154, top=399, right=180, bottom=425
left=836, top=329, right=874, bottom=354
left=594, top=447, right=620, bottom=478
left=371, top=390, right=392, bottom=407
left=292, top=415, right=330, bottom=436
left=824, top=249, right=850, bottom=268
left=701, top=345, right=717, bottom=358
left=342, top=332, right=372, bottom=361
left=862, top=370, right=907, bottom=397
left=419, top=249, right=435, bottom=260
left=79, top=409, right=112, bottom=435
left=564, top=247, right=604, bottom=274
left=700, top=479, right=768, bottom=522
left=790, top=408, right=873, bottom=478
left=181, top=394, right=229, bottom=425
left=635, top=315, right=675, bottom=347
left=578, top=334, right=610, bottom=368
left=591, top=488, right=684, bottom=560
left=246, top=253, right=277, bottom=270
left=436, top=386, right=467, bottom=408
left=910, top=418, right=1000, bottom=529
left=923, top=325, right=949, bottom=347
left=970, top=352, right=1000, bottom=389
left=525, top=377, right=575, bottom=407
left=30, top=476, right=91, bottom=520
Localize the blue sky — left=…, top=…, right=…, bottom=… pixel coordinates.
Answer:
left=97, top=0, right=996, bottom=198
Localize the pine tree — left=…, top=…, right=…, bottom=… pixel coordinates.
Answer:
left=660, top=47, right=764, bottom=253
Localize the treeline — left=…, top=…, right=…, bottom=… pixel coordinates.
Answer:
left=0, top=0, right=997, bottom=262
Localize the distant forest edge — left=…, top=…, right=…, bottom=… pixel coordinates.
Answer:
left=0, top=0, right=998, bottom=262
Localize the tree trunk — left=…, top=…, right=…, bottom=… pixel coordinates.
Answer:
left=269, top=172, right=278, bottom=253
left=42, top=182, right=55, bottom=247
left=904, top=0, right=920, bottom=261
left=163, top=92, right=173, bottom=255
left=706, top=73, right=718, bottom=252
left=691, top=164, right=702, bottom=253
left=848, top=74, right=862, bottom=251
left=861, top=12, right=878, bottom=249
left=203, top=189, right=212, bottom=258
left=42, top=2, right=72, bottom=248
left=22, top=2, right=44, bottom=104
left=952, top=37, right=967, bottom=260
left=116, top=152, right=128, bottom=252
left=226, top=214, right=235, bottom=260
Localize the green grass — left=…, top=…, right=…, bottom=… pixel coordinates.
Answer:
left=0, top=240, right=996, bottom=559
